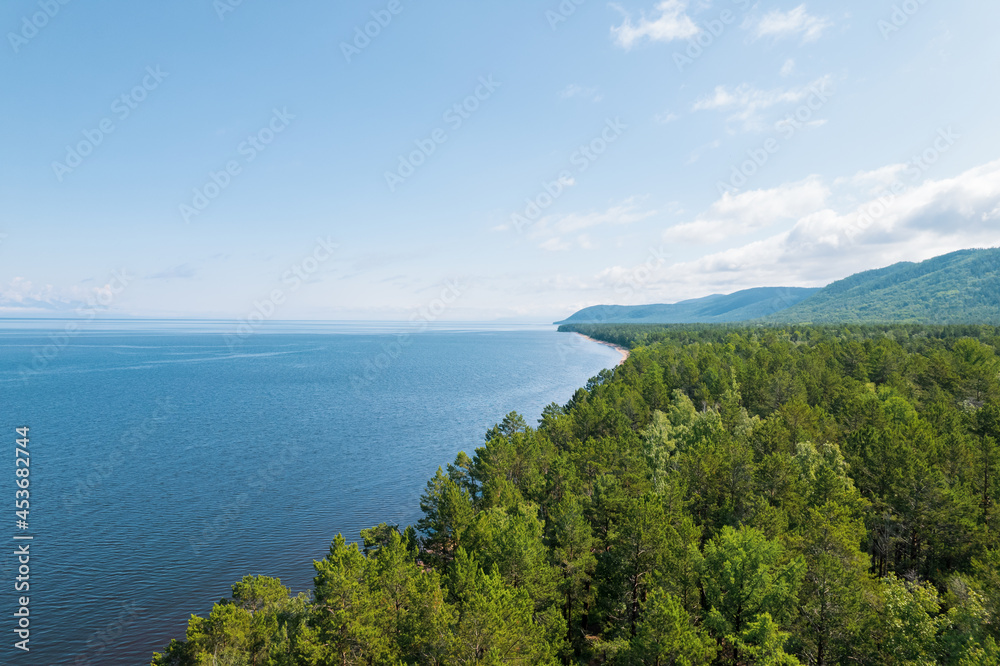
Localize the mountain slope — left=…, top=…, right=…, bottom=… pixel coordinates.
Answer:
left=766, top=247, right=1000, bottom=324
left=555, top=287, right=820, bottom=324
left=555, top=247, right=1000, bottom=325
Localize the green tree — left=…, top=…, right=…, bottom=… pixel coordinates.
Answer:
left=152, top=575, right=306, bottom=666
left=855, top=574, right=942, bottom=666
left=548, top=494, right=597, bottom=649
left=597, top=494, right=676, bottom=639
left=642, top=410, right=679, bottom=493
left=418, top=467, right=475, bottom=566
left=617, top=588, right=716, bottom=666
left=970, top=403, right=1000, bottom=534
left=729, top=612, right=800, bottom=665
left=701, top=525, right=805, bottom=660
left=939, top=575, right=1000, bottom=665
left=791, top=502, right=869, bottom=665
left=303, top=535, right=390, bottom=664
left=366, top=529, right=453, bottom=663
left=464, top=502, right=563, bottom=650
left=971, top=548, right=1000, bottom=642
left=447, top=549, right=557, bottom=665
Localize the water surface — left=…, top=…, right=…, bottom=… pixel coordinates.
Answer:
left=0, top=323, right=619, bottom=664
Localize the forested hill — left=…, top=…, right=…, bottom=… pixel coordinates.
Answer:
left=766, top=248, right=1000, bottom=324
left=555, top=287, right=819, bottom=324
left=154, top=324, right=1000, bottom=665
left=556, top=247, right=1000, bottom=325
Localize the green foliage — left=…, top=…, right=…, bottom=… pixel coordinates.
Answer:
left=857, top=574, right=943, bottom=666
left=701, top=525, right=805, bottom=647
left=790, top=501, right=869, bottom=664
left=729, top=613, right=800, bottom=665
left=939, top=576, right=1000, bottom=665
left=556, top=287, right=820, bottom=325
left=150, top=575, right=307, bottom=666
left=597, top=493, right=679, bottom=640
left=417, top=467, right=475, bottom=567
left=448, top=549, right=558, bottom=665
left=548, top=494, right=596, bottom=650
left=155, top=323, right=1000, bottom=665
left=616, top=589, right=716, bottom=665
left=767, top=248, right=1000, bottom=325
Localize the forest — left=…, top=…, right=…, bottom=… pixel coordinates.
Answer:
left=152, top=324, right=1000, bottom=665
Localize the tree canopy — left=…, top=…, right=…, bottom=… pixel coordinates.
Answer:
left=154, top=324, right=1000, bottom=665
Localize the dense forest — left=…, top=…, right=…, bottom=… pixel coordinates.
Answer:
left=153, top=324, right=1000, bottom=665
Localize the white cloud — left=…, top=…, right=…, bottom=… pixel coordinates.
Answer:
left=0, top=277, right=111, bottom=314
left=692, top=76, right=832, bottom=130
left=0, top=278, right=63, bottom=310
left=753, top=5, right=832, bottom=43
left=532, top=198, right=658, bottom=250
left=663, top=177, right=830, bottom=243
left=538, top=198, right=657, bottom=235
left=491, top=175, right=577, bottom=232
left=686, top=138, right=721, bottom=164
left=147, top=263, right=197, bottom=280
left=780, top=58, right=796, bottom=77
left=612, top=0, right=700, bottom=49
left=833, top=164, right=910, bottom=198
left=634, top=159, right=1000, bottom=300
left=655, top=111, right=679, bottom=124
left=540, top=237, right=572, bottom=252
left=559, top=84, right=603, bottom=103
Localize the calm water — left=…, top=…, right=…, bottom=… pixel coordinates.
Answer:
left=0, top=323, right=620, bottom=664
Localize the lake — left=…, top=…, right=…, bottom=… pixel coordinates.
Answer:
left=0, top=322, right=621, bottom=664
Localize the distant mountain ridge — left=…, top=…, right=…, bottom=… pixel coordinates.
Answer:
left=556, top=247, right=1000, bottom=325
left=766, top=248, right=1000, bottom=324
left=556, top=287, right=820, bottom=324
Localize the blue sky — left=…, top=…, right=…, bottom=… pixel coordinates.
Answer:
left=2, top=0, right=999, bottom=321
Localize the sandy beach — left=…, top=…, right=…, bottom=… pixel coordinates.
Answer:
left=574, top=332, right=630, bottom=365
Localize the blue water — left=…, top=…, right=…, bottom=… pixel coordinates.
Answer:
left=0, top=323, right=620, bottom=664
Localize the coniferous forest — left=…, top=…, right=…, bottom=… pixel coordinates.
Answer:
left=152, top=324, right=1000, bottom=665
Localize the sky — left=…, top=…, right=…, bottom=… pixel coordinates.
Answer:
left=2, top=0, right=1000, bottom=322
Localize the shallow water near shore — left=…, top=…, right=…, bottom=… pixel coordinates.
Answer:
left=0, top=324, right=620, bottom=665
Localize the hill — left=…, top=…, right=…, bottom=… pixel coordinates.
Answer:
left=554, top=287, right=819, bottom=324
left=556, top=247, right=1000, bottom=325
left=766, top=247, right=1000, bottom=323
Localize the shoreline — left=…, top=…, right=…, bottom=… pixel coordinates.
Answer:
left=573, top=332, right=630, bottom=365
